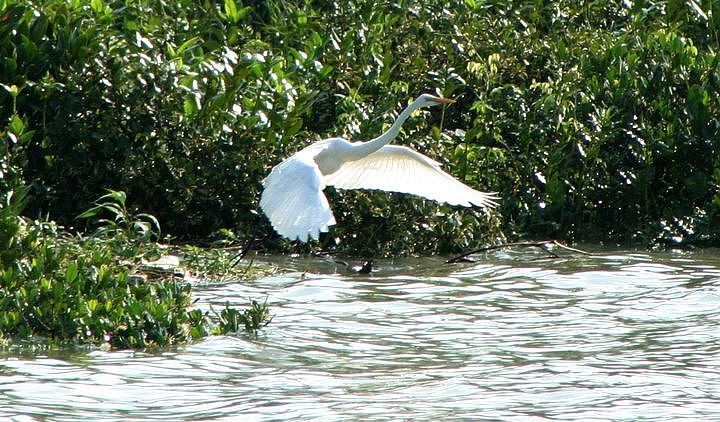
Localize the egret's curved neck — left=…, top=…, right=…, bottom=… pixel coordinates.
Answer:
left=348, top=99, right=426, bottom=160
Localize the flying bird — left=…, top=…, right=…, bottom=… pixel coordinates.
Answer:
left=260, top=93, right=498, bottom=242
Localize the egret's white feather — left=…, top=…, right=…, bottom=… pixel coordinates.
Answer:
left=325, top=145, right=498, bottom=208
left=260, top=153, right=336, bottom=241
left=259, top=93, right=499, bottom=242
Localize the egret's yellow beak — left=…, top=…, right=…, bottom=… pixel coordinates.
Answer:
left=433, top=97, right=455, bottom=104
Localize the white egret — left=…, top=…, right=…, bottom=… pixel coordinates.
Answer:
left=260, top=93, right=498, bottom=242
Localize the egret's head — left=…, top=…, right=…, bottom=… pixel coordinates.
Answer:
left=415, top=93, right=455, bottom=107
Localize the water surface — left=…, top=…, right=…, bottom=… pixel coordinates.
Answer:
left=2, top=248, right=720, bottom=420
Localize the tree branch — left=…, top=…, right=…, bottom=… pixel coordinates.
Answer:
left=446, top=240, right=592, bottom=263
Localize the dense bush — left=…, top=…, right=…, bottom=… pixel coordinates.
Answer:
left=2, top=0, right=719, bottom=255
left=0, top=188, right=271, bottom=348
left=0, top=188, right=196, bottom=347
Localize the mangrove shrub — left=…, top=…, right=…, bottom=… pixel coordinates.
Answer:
left=1, top=0, right=719, bottom=253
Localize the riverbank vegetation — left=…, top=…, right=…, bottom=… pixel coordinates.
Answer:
left=1, top=188, right=273, bottom=348
left=2, top=0, right=719, bottom=346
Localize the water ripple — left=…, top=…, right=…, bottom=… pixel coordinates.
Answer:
left=2, top=249, right=720, bottom=420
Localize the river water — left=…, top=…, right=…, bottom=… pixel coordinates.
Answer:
left=2, top=247, right=720, bottom=420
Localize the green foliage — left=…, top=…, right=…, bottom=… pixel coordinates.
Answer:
left=0, top=82, right=30, bottom=199
left=214, top=299, right=272, bottom=334
left=181, top=245, right=271, bottom=280
left=0, top=190, right=270, bottom=348
left=1, top=0, right=719, bottom=253
left=450, top=2, right=720, bottom=246
left=77, top=189, right=162, bottom=259
left=78, top=189, right=161, bottom=241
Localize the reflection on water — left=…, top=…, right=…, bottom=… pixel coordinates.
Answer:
left=2, top=248, right=720, bottom=420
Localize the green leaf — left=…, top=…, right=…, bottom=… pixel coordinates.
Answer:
left=97, top=189, right=126, bottom=206
left=77, top=206, right=101, bottom=219
left=19, top=130, right=35, bottom=144
left=87, top=299, right=99, bottom=313
left=319, top=65, right=334, bottom=78
left=184, top=97, right=199, bottom=116
left=0, top=84, right=19, bottom=98
left=108, top=189, right=126, bottom=204
left=4, top=58, right=17, bottom=75
left=175, top=36, right=200, bottom=56
left=90, top=0, right=104, bottom=14
left=224, top=0, right=239, bottom=23
left=431, top=126, right=441, bottom=140
left=29, top=15, right=49, bottom=43
left=65, top=262, right=79, bottom=283
left=9, top=115, right=24, bottom=134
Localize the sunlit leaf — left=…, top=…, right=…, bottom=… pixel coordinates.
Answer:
left=65, top=262, right=79, bottom=283
left=9, top=115, right=24, bottom=134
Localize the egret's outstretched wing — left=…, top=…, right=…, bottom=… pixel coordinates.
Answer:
left=260, top=155, right=336, bottom=242
left=325, top=145, right=498, bottom=208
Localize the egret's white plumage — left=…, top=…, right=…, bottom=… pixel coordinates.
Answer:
left=325, top=145, right=497, bottom=208
left=260, top=94, right=498, bottom=242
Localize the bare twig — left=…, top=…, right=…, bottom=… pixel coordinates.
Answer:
left=231, top=236, right=264, bottom=267
left=446, top=240, right=592, bottom=263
